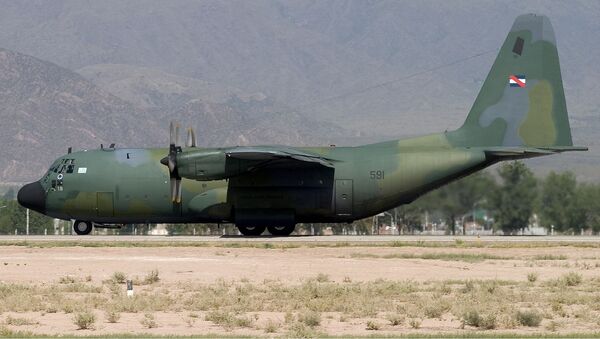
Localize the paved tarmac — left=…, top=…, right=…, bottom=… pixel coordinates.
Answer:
left=0, top=235, right=599, bottom=243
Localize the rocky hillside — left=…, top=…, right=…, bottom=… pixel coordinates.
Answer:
left=0, top=50, right=345, bottom=182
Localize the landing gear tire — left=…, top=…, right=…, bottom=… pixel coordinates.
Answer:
left=237, top=225, right=266, bottom=236
left=73, top=220, right=93, bottom=235
left=267, top=225, right=295, bottom=236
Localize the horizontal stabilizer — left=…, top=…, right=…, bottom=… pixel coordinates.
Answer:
left=484, top=145, right=588, bottom=159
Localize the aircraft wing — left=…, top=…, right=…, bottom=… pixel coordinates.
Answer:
left=175, top=146, right=336, bottom=181
left=226, top=146, right=335, bottom=168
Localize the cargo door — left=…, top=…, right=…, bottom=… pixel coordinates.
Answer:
left=335, top=179, right=353, bottom=217
left=97, top=192, right=114, bottom=217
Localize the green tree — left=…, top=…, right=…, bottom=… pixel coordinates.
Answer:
left=490, top=161, right=537, bottom=235
left=575, top=183, right=600, bottom=234
left=0, top=200, right=53, bottom=235
left=417, top=171, right=496, bottom=235
left=539, top=171, right=586, bottom=233
left=394, top=203, right=423, bottom=234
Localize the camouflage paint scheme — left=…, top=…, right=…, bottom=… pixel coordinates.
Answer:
left=18, top=14, right=586, bottom=234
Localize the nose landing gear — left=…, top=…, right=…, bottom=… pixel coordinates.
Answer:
left=73, top=220, right=93, bottom=235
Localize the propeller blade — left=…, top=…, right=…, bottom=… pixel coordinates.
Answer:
left=169, top=121, right=175, bottom=145
left=190, top=128, right=197, bottom=147
left=170, top=177, right=177, bottom=202
left=168, top=155, right=176, bottom=173
left=175, top=123, right=180, bottom=146
left=185, top=127, right=197, bottom=148
left=176, top=179, right=182, bottom=204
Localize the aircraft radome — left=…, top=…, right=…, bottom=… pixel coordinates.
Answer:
left=17, top=14, right=587, bottom=236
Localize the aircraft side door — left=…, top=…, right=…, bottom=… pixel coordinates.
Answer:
left=335, top=179, right=353, bottom=217
left=97, top=192, right=114, bottom=217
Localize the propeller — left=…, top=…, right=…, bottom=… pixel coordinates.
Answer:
left=160, top=121, right=183, bottom=204
left=186, top=127, right=197, bottom=148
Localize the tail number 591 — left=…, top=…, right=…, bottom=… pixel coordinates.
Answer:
left=369, top=170, right=385, bottom=180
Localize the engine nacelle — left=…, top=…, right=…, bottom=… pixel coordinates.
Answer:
left=176, top=150, right=247, bottom=181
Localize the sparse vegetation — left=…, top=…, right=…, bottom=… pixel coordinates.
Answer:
left=105, top=309, right=121, bottom=323
left=144, top=270, right=160, bottom=284
left=205, top=310, right=253, bottom=329
left=58, top=275, right=76, bottom=284
left=263, top=319, right=278, bottom=333
left=4, top=316, right=37, bottom=326
left=111, top=271, right=127, bottom=284
left=3, top=241, right=600, bottom=336
left=409, top=318, right=422, bottom=329
left=73, top=310, right=96, bottom=330
left=366, top=320, right=380, bottom=330
left=298, top=310, right=321, bottom=327
left=386, top=313, right=405, bottom=326
left=563, top=272, right=582, bottom=286
left=463, top=310, right=496, bottom=329
left=527, top=272, right=538, bottom=283
left=140, top=313, right=157, bottom=329
left=516, top=310, right=542, bottom=327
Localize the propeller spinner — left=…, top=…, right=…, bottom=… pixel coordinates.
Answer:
left=160, top=123, right=199, bottom=204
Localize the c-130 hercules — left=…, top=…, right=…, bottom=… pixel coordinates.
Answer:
left=17, top=14, right=586, bottom=236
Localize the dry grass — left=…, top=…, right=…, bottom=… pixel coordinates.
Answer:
left=3, top=242, right=600, bottom=336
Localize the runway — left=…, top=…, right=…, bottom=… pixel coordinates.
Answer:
left=0, top=235, right=599, bottom=243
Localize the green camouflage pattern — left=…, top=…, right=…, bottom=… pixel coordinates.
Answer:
left=19, top=14, right=586, bottom=234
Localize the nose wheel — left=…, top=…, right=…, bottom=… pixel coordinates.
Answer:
left=73, top=220, right=93, bottom=235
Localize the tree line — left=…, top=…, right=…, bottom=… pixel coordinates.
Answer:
left=1, top=161, right=598, bottom=235
left=395, top=161, right=600, bottom=235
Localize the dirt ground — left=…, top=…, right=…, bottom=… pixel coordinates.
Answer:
left=1, top=243, right=600, bottom=337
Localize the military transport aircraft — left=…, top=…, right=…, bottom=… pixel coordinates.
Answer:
left=17, top=14, right=586, bottom=236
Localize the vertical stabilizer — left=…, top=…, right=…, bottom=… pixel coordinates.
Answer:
left=449, top=14, right=573, bottom=148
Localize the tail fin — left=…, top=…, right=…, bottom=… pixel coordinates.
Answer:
left=449, top=14, right=574, bottom=148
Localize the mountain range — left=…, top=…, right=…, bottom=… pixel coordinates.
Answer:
left=0, top=0, right=598, bottom=183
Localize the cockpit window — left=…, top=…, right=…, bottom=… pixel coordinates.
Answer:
left=54, top=159, right=76, bottom=174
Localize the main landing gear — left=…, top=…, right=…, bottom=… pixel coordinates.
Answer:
left=236, top=225, right=295, bottom=236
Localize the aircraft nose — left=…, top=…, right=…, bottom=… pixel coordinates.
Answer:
left=17, top=181, right=46, bottom=213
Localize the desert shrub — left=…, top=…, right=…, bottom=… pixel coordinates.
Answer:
left=409, top=318, right=422, bottom=329
left=4, top=316, right=37, bottom=326
left=105, top=310, right=120, bottom=323
left=73, top=310, right=96, bottom=330
left=386, top=313, right=405, bottom=326
left=366, top=320, right=380, bottom=330
left=263, top=320, right=278, bottom=333
left=144, top=270, right=160, bottom=284
left=298, top=310, right=321, bottom=327
left=461, top=280, right=475, bottom=293
left=205, top=310, right=253, bottom=329
left=315, top=273, right=330, bottom=283
left=527, top=272, right=538, bottom=283
left=59, top=276, right=76, bottom=284
left=563, top=272, right=582, bottom=286
left=463, top=310, right=496, bottom=329
left=516, top=310, right=542, bottom=327
left=286, top=322, right=317, bottom=338
left=111, top=272, right=127, bottom=284
left=140, top=313, right=157, bottom=328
